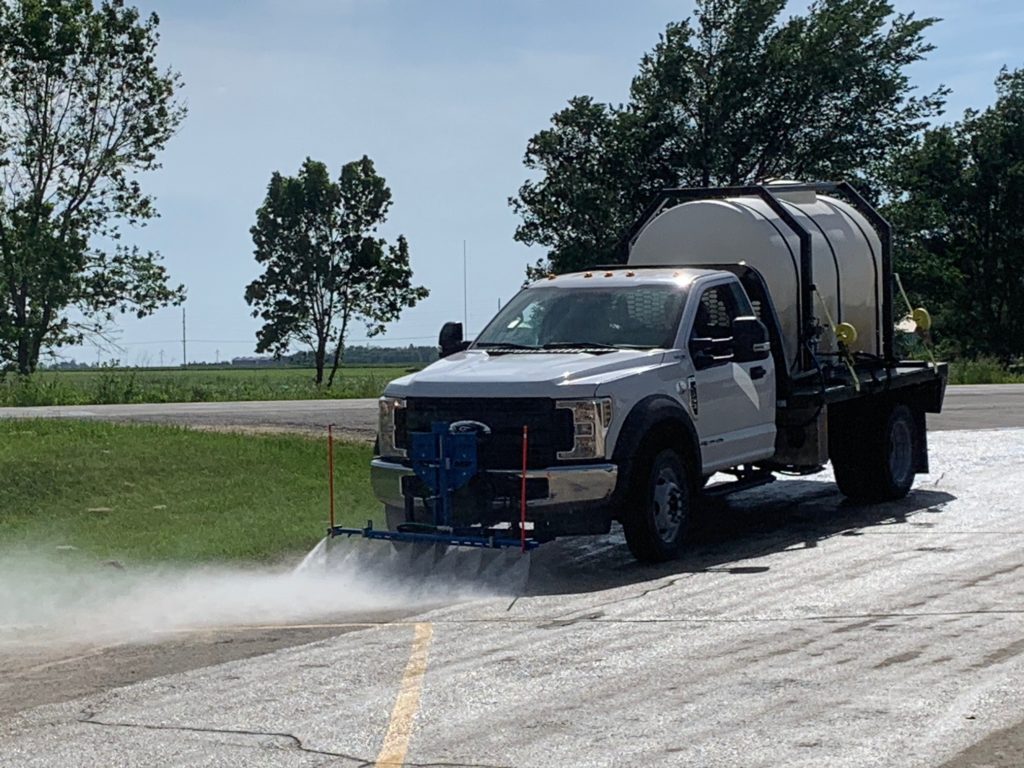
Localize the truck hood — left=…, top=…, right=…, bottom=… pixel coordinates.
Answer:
left=385, top=349, right=671, bottom=399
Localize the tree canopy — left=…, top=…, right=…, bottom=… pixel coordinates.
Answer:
left=245, top=156, right=429, bottom=386
left=887, top=68, right=1024, bottom=360
left=512, top=0, right=944, bottom=274
left=0, top=0, right=186, bottom=374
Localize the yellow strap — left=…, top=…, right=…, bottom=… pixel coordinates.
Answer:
left=813, top=288, right=860, bottom=391
left=894, top=274, right=938, bottom=371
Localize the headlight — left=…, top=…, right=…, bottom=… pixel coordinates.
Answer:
left=378, top=396, right=407, bottom=458
left=556, top=398, right=613, bottom=460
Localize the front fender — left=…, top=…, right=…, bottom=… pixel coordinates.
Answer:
left=609, top=395, right=702, bottom=502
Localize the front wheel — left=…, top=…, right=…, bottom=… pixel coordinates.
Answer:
left=622, top=447, right=693, bottom=563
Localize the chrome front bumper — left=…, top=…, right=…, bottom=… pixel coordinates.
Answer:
left=370, top=458, right=618, bottom=509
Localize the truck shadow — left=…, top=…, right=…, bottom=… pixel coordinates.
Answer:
left=524, top=481, right=956, bottom=596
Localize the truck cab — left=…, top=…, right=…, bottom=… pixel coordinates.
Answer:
left=375, top=267, right=778, bottom=559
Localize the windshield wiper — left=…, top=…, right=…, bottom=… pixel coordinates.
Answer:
left=475, top=342, right=539, bottom=350
left=541, top=341, right=620, bottom=351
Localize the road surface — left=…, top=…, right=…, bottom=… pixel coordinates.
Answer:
left=1, top=383, right=1022, bottom=437
left=0, top=398, right=379, bottom=439
left=1, top=389, right=1023, bottom=767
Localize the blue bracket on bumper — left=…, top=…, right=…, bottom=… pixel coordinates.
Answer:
left=333, top=419, right=542, bottom=552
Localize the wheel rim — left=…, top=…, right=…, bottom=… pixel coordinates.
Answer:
left=889, top=418, right=914, bottom=487
left=651, top=466, right=686, bottom=544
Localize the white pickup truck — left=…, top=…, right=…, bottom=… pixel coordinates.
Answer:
left=372, top=183, right=947, bottom=562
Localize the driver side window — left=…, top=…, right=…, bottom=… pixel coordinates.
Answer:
left=689, top=283, right=751, bottom=369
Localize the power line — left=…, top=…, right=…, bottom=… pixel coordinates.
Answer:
left=111, top=334, right=439, bottom=347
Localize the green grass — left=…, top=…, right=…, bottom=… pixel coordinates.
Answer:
left=0, top=420, right=378, bottom=563
left=948, top=358, right=1024, bottom=385
left=0, top=365, right=420, bottom=406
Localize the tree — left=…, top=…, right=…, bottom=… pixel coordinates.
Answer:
left=0, top=0, right=186, bottom=374
left=245, top=157, right=429, bottom=386
left=511, top=0, right=945, bottom=273
left=886, top=68, right=1024, bottom=360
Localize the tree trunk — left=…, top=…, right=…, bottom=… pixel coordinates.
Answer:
left=16, top=333, right=32, bottom=375
left=313, top=335, right=327, bottom=386
left=326, top=312, right=350, bottom=388
left=13, top=285, right=33, bottom=375
left=326, top=339, right=345, bottom=388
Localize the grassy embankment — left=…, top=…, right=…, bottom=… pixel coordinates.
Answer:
left=947, top=358, right=1024, bottom=385
left=0, top=365, right=419, bottom=407
left=0, top=420, right=376, bottom=563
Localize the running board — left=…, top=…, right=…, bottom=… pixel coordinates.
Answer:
left=701, top=472, right=775, bottom=499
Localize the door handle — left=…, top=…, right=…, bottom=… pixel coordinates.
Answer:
left=750, top=366, right=767, bottom=380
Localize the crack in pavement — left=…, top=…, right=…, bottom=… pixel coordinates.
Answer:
left=78, top=711, right=513, bottom=768
left=425, top=607, right=1024, bottom=626
left=535, top=574, right=691, bottom=626
left=79, top=712, right=366, bottom=764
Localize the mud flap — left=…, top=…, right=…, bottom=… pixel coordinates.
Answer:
left=914, top=407, right=929, bottom=474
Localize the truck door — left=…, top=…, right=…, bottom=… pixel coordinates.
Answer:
left=685, top=280, right=776, bottom=472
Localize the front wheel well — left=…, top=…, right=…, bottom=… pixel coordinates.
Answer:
left=634, top=420, right=699, bottom=478
left=611, top=402, right=702, bottom=510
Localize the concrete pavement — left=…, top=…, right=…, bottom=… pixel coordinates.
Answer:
left=2, top=429, right=1024, bottom=767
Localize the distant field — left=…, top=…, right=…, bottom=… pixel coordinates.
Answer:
left=0, top=420, right=376, bottom=563
left=0, top=365, right=421, bottom=407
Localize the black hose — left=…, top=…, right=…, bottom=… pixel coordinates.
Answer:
left=789, top=340, right=827, bottom=429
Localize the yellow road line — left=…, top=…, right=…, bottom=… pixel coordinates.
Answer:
left=375, top=622, right=434, bottom=767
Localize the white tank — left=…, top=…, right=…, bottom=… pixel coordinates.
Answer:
left=628, top=188, right=884, bottom=373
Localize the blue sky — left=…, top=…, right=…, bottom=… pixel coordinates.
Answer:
left=63, top=0, right=1024, bottom=365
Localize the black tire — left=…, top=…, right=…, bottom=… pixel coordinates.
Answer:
left=621, top=447, right=693, bottom=563
left=833, top=403, right=917, bottom=502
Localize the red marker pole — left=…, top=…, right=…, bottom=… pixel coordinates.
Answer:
left=520, top=425, right=529, bottom=553
left=327, top=424, right=336, bottom=531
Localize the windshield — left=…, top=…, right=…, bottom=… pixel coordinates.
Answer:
left=474, top=283, right=687, bottom=350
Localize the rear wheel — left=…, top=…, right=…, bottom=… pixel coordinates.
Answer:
left=622, top=447, right=693, bottom=563
left=832, top=403, right=917, bottom=502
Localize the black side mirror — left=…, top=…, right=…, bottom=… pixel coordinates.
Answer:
left=732, top=316, right=770, bottom=363
left=438, top=321, right=469, bottom=358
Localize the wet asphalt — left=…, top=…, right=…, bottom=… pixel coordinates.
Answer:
left=1, top=428, right=1023, bottom=766
left=0, top=387, right=1022, bottom=766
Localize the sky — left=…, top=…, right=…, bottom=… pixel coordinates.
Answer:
left=60, top=0, right=1024, bottom=366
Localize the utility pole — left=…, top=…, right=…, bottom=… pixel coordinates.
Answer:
left=159, top=349, right=164, bottom=367
left=181, top=307, right=187, bottom=369
left=463, top=240, right=468, bottom=332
